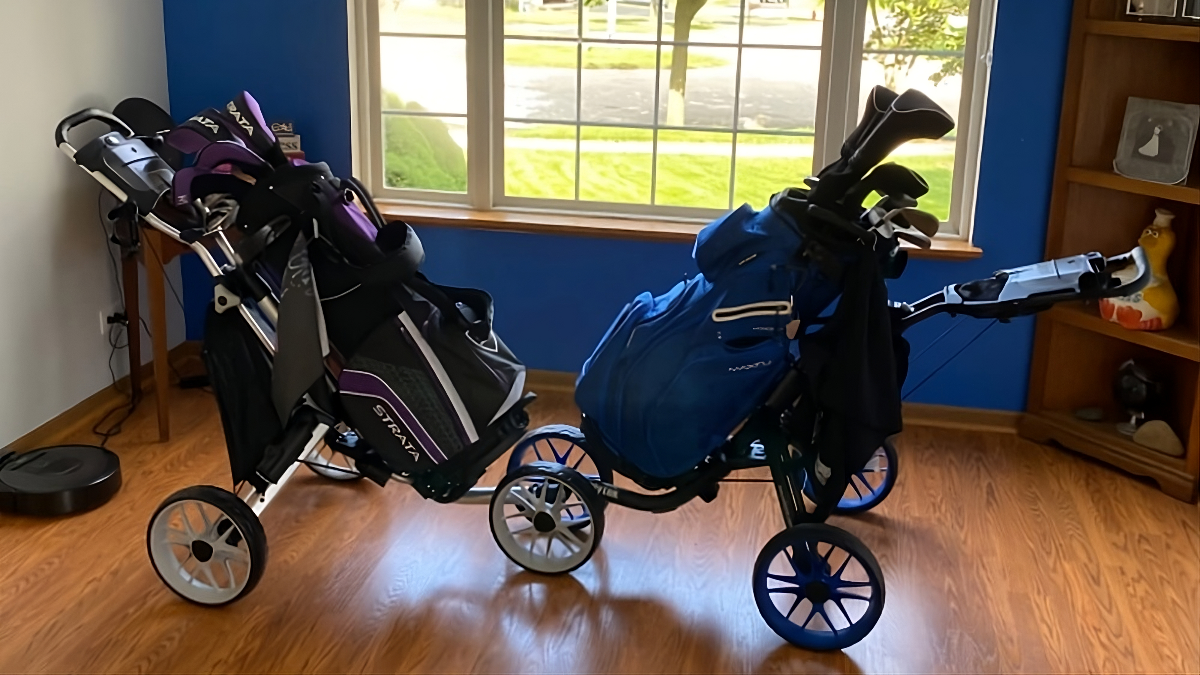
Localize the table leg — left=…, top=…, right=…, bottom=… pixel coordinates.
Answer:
left=144, top=229, right=171, bottom=442
left=121, top=251, right=142, bottom=405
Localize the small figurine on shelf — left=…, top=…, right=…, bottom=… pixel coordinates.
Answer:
left=1099, top=208, right=1179, bottom=331
left=1113, top=359, right=1164, bottom=436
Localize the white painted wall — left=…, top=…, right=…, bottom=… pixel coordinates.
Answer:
left=0, top=0, right=185, bottom=445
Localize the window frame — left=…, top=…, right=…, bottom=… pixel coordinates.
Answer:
left=350, top=0, right=997, bottom=242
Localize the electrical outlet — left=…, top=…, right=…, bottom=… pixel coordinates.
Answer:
left=99, top=308, right=126, bottom=335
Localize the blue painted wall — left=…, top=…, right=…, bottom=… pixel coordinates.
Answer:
left=163, top=0, right=352, bottom=329
left=163, top=0, right=1072, bottom=411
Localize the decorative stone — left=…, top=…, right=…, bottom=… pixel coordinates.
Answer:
left=1133, top=420, right=1185, bottom=457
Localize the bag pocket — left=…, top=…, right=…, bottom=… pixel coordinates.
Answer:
left=639, top=336, right=788, bottom=478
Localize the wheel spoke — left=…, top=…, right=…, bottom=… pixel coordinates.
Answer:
left=175, top=505, right=197, bottom=538
left=830, top=578, right=873, bottom=589
left=848, top=478, right=864, bottom=498
left=766, top=572, right=800, bottom=587
left=830, top=554, right=851, bottom=581
left=783, top=595, right=803, bottom=620
left=508, top=522, right=537, bottom=536
left=783, top=545, right=802, bottom=576
left=505, top=510, right=534, bottom=521
left=551, top=490, right=579, bottom=516
left=551, top=483, right=568, bottom=509
left=553, top=443, right=570, bottom=465
left=833, top=597, right=854, bottom=625
left=531, top=442, right=545, bottom=462
left=197, top=504, right=213, bottom=532
left=222, top=559, right=238, bottom=588
left=214, top=543, right=250, bottom=565
left=821, top=544, right=836, bottom=566
left=506, top=486, right=538, bottom=513
left=570, top=452, right=586, bottom=471
left=552, top=530, right=580, bottom=552
left=166, top=527, right=192, bottom=547
left=556, top=525, right=587, bottom=551
left=535, top=481, right=549, bottom=510
left=815, top=604, right=839, bottom=635
left=832, top=590, right=871, bottom=603
left=799, top=603, right=819, bottom=628
left=544, top=532, right=554, bottom=558
left=564, top=513, right=592, bottom=529
left=194, top=562, right=218, bottom=589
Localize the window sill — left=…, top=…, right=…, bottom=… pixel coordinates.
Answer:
left=376, top=203, right=983, bottom=261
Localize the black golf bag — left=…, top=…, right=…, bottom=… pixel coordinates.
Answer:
left=177, top=93, right=528, bottom=500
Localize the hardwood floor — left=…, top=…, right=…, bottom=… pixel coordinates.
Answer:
left=1, top=387, right=1197, bottom=674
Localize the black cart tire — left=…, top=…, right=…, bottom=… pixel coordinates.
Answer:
left=146, top=485, right=267, bottom=606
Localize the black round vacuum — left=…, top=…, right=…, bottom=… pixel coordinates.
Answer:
left=0, top=445, right=122, bottom=516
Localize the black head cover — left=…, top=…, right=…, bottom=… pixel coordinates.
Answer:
left=844, top=162, right=930, bottom=209
left=113, top=97, right=184, bottom=170
left=840, top=86, right=900, bottom=164
left=812, top=88, right=954, bottom=206
left=219, top=92, right=288, bottom=167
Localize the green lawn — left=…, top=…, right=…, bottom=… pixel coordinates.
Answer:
left=510, top=124, right=816, bottom=143
left=503, top=148, right=953, bottom=218
left=506, top=43, right=728, bottom=70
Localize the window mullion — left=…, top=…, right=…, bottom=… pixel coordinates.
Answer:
left=813, top=0, right=868, bottom=173
left=574, top=2, right=584, bottom=203
left=465, top=0, right=494, bottom=210
left=649, top=0, right=664, bottom=205
left=946, top=0, right=997, bottom=240
left=727, top=0, right=748, bottom=211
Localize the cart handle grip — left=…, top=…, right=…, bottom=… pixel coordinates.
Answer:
left=55, top=109, right=134, bottom=157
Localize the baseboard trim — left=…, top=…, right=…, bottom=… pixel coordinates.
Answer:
left=902, top=402, right=1021, bottom=434
left=525, top=370, right=1021, bottom=434
left=4, top=341, right=199, bottom=454
left=526, top=369, right=577, bottom=395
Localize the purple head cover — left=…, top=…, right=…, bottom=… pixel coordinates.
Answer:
left=167, top=109, right=244, bottom=154
left=172, top=141, right=267, bottom=205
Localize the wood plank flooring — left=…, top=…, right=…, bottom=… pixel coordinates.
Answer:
left=1, top=387, right=1197, bottom=674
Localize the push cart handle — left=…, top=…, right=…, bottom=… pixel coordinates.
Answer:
left=1103, top=245, right=1151, bottom=298
left=55, top=109, right=134, bottom=156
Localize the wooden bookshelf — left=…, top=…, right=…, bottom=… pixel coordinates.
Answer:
left=1084, top=19, right=1200, bottom=41
left=1063, top=167, right=1200, bottom=204
left=1021, top=0, right=1200, bottom=502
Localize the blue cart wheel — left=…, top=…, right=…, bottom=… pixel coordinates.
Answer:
left=507, top=425, right=614, bottom=485
left=752, top=524, right=885, bottom=651
left=803, top=440, right=897, bottom=515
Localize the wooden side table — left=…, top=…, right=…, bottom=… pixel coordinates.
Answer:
left=121, top=226, right=191, bottom=442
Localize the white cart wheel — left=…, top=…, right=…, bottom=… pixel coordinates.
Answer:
left=490, top=462, right=605, bottom=575
left=146, top=485, right=267, bottom=606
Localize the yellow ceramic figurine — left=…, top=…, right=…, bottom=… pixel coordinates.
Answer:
left=1100, top=208, right=1179, bottom=331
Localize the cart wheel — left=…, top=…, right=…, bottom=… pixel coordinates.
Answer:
left=752, top=524, right=885, bottom=651
left=803, top=441, right=897, bottom=515
left=491, top=461, right=604, bottom=575
left=146, top=485, right=267, bottom=606
left=507, top=425, right=613, bottom=484
left=306, top=438, right=362, bottom=482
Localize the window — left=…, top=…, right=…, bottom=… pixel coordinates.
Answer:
left=353, top=0, right=995, bottom=238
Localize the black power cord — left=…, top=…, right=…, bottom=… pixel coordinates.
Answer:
left=91, top=194, right=205, bottom=446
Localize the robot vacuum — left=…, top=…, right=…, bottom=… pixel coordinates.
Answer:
left=0, top=445, right=122, bottom=516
